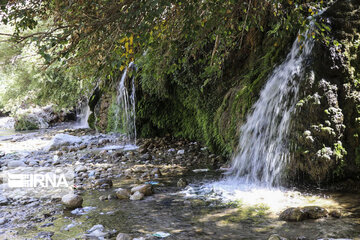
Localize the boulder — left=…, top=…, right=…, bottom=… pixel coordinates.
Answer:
left=61, top=194, right=83, bottom=209
left=279, top=208, right=305, bottom=222
left=46, top=134, right=82, bottom=151
left=280, top=206, right=329, bottom=222
left=115, top=188, right=131, bottom=200
left=302, top=206, right=328, bottom=219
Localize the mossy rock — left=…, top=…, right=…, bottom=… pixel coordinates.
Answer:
left=14, top=115, right=40, bottom=131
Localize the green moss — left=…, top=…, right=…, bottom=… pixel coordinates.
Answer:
left=333, top=141, right=347, bottom=177
left=221, top=203, right=270, bottom=224
left=14, top=116, right=39, bottom=131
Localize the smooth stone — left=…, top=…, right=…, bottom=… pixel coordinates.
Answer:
left=115, top=188, right=131, bottom=200
left=116, top=233, right=131, bottom=240
left=177, top=149, right=185, bottom=155
left=130, top=191, right=144, bottom=201
left=7, top=160, right=26, bottom=168
left=99, top=195, right=108, bottom=201
left=130, top=184, right=152, bottom=196
left=75, top=165, right=87, bottom=173
left=61, top=194, right=83, bottom=209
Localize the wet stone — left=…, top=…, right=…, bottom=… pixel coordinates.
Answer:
left=279, top=207, right=305, bottom=222
left=302, top=206, right=328, bottom=219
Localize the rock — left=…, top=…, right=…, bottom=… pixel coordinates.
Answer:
left=279, top=207, right=305, bottom=222
left=116, top=233, right=131, bottom=240
left=7, top=160, right=26, bottom=168
left=84, top=224, right=114, bottom=239
left=130, top=191, right=144, bottom=201
left=177, top=149, right=185, bottom=155
left=94, top=178, right=113, bottom=189
left=150, top=168, right=162, bottom=177
left=108, top=194, right=117, bottom=200
left=138, top=147, right=148, bottom=154
left=61, top=194, right=83, bottom=209
left=177, top=178, right=188, bottom=188
left=140, top=153, right=151, bottom=161
left=99, top=195, right=108, bottom=201
left=280, top=206, right=329, bottom=221
left=329, top=209, right=342, bottom=218
left=75, top=165, right=87, bottom=173
left=46, top=134, right=82, bottom=151
left=302, top=206, right=328, bottom=219
left=268, top=234, right=287, bottom=240
left=79, top=144, right=87, bottom=150
left=0, top=218, right=8, bottom=225
left=14, top=114, right=41, bottom=131
left=0, top=196, right=9, bottom=206
left=130, top=184, right=153, bottom=196
left=115, top=188, right=131, bottom=200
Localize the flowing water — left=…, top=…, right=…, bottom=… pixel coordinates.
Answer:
left=114, top=64, right=137, bottom=143
left=228, top=31, right=314, bottom=187
left=76, top=100, right=91, bottom=129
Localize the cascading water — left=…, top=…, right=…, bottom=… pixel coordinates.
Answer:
left=114, top=62, right=137, bottom=143
left=182, top=27, right=318, bottom=208
left=228, top=30, right=314, bottom=187
left=76, top=100, right=91, bottom=128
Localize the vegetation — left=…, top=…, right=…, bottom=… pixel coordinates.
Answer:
left=3, top=0, right=360, bottom=185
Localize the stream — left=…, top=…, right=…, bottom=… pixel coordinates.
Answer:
left=0, top=122, right=359, bottom=240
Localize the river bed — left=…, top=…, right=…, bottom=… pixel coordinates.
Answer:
left=0, top=124, right=360, bottom=240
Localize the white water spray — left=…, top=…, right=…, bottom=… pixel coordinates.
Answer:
left=76, top=100, right=91, bottom=128
left=228, top=31, right=314, bottom=187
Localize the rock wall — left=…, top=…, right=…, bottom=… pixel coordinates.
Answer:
left=288, top=0, right=360, bottom=184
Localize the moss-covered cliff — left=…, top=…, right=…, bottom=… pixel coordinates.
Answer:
left=288, top=0, right=360, bottom=184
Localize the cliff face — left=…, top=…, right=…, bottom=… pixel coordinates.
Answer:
left=90, top=0, right=360, bottom=185
left=288, top=0, right=360, bottom=184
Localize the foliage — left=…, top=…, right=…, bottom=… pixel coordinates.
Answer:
left=0, top=0, right=333, bottom=152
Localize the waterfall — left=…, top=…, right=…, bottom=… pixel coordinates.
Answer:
left=114, top=63, right=137, bottom=142
left=228, top=30, right=314, bottom=187
left=76, top=100, right=91, bottom=128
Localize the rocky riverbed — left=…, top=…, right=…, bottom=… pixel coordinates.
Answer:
left=0, top=124, right=360, bottom=240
